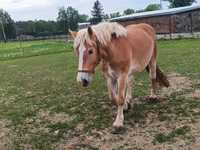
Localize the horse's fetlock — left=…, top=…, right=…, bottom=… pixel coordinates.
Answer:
left=117, top=96, right=125, bottom=106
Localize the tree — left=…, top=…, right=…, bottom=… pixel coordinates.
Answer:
left=103, top=14, right=110, bottom=20
left=57, top=6, right=80, bottom=33
left=91, top=0, right=104, bottom=24
left=145, top=4, right=161, bottom=11
left=15, top=20, right=60, bottom=37
left=164, top=0, right=196, bottom=8
left=123, top=8, right=135, bottom=15
left=57, top=7, right=68, bottom=33
left=0, top=9, right=16, bottom=42
left=110, top=12, right=121, bottom=18
left=79, top=14, right=89, bottom=23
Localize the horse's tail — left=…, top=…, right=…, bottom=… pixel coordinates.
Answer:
left=146, top=65, right=170, bottom=88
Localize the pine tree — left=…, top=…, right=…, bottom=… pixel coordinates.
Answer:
left=91, top=0, right=104, bottom=24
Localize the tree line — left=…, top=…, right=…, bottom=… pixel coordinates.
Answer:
left=0, top=0, right=196, bottom=42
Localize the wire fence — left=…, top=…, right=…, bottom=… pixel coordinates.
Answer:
left=1, top=32, right=200, bottom=61
left=0, top=35, right=73, bottom=61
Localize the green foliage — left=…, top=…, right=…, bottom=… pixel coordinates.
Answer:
left=0, top=9, right=16, bottom=41
left=123, top=8, right=135, bottom=15
left=57, top=6, right=80, bottom=32
left=164, top=0, right=196, bottom=8
left=15, top=20, right=60, bottom=37
left=91, top=0, right=104, bottom=24
left=145, top=4, right=161, bottom=11
left=79, top=14, right=89, bottom=23
left=110, top=12, right=121, bottom=18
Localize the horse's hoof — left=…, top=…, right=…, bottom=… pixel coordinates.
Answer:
left=148, top=96, right=166, bottom=102
left=149, top=96, right=159, bottom=101
left=111, top=126, right=126, bottom=134
left=124, top=102, right=131, bottom=113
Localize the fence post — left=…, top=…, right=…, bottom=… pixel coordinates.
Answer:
left=190, top=13, right=193, bottom=34
left=169, top=16, right=172, bottom=40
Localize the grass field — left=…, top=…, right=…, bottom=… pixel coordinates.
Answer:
left=0, top=39, right=200, bottom=149
left=0, top=40, right=73, bottom=60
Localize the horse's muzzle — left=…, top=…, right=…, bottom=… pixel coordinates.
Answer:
left=81, top=78, right=89, bottom=87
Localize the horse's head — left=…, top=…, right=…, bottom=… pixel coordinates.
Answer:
left=70, top=27, right=101, bottom=87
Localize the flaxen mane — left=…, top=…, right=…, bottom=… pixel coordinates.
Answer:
left=74, top=22, right=127, bottom=48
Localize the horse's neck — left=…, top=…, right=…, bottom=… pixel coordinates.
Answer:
left=100, top=39, right=118, bottom=60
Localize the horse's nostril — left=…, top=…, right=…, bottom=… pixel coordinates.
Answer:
left=82, top=79, right=89, bottom=87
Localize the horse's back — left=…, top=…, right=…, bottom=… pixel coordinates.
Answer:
left=125, top=23, right=156, bottom=72
left=126, top=23, right=156, bottom=40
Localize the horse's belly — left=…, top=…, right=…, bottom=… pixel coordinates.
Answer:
left=130, top=49, right=153, bottom=73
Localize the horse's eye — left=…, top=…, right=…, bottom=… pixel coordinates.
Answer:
left=88, top=49, right=93, bottom=55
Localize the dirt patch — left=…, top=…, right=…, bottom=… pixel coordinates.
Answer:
left=60, top=73, right=200, bottom=149
left=160, top=73, right=192, bottom=97
left=38, top=110, right=73, bottom=124
left=61, top=118, right=200, bottom=150
left=185, top=90, right=200, bottom=99
left=0, top=120, right=13, bottom=150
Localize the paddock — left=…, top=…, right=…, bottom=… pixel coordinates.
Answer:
left=0, top=39, right=200, bottom=149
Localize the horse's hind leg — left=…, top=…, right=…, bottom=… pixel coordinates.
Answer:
left=148, top=58, right=158, bottom=98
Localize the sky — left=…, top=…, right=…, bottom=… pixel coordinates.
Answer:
left=1, top=0, right=200, bottom=21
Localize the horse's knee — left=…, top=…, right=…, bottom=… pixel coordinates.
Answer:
left=116, top=96, right=125, bottom=106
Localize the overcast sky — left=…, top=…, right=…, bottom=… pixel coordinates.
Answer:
left=1, top=0, right=200, bottom=21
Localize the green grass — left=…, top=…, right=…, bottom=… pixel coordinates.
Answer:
left=153, top=126, right=191, bottom=144
left=0, top=39, right=200, bottom=149
left=0, top=40, right=73, bottom=60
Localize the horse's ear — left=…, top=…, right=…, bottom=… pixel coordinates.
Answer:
left=88, top=26, right=93, bottom=37
left=69, top=29, right=77, bottom=39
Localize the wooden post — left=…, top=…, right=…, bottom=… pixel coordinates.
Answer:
left=169, top=16, right=172, bottom=40
left=190, top=13, right=193, bottom=34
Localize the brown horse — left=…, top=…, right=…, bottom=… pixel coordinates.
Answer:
left=70, top=22, right=169, bottom=128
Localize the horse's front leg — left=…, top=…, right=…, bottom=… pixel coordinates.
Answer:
left=113, top=73, right=128, bottom=128
left=106, top=77, right=117, bottom=105
left=124, top=76, right=133, bottom=111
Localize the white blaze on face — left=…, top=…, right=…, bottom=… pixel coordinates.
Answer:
left=76, top=42, right=92, bottom=83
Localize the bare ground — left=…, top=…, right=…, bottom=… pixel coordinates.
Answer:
left=61, top=73, right=200, bottom=150
left=0, top=120, right=14, bottom=150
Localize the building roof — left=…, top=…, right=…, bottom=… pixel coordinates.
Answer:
left=110, top=5, right=200, bottom=22
left=78, top=22, right=90, bottom=26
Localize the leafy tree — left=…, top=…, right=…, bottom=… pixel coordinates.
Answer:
left=145, top=4, right=161, bottom=11
left=66, top=7, right=79, bottom=30
left=79, top=14, right=89, bottom=23
left=123, top=8, right=135, bottom=15
left=15, top=20, right=60, bottom=37
left=164, top=0, right=196, bottom=8
left=91, top=0, right=104, bottom=24
left=57, top=7, right=68, bottom=33
left=104, top=14, right=110, bottom=20
left=57, top=6, right=85, bottom=32
left=110, top=12, right=121, bottom=18
left=0, top=9, right=16, bottom=42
